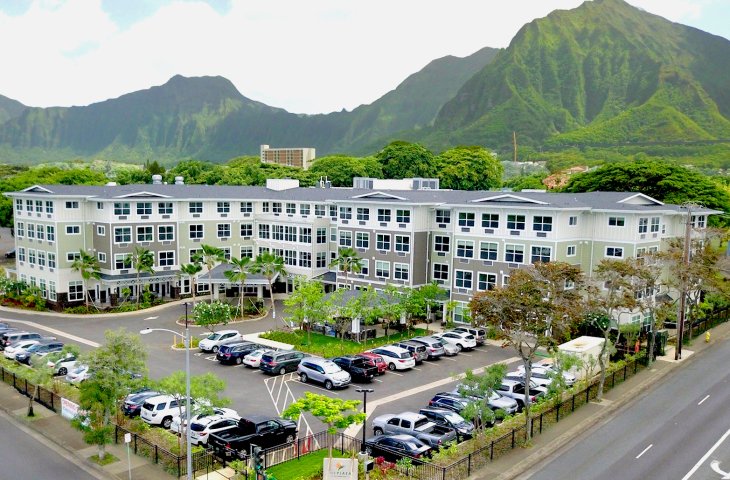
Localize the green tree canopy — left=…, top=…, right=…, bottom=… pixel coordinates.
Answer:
left=309, top=155, right=383, bottom=187
left=435, top=146, right=503, bottom=190
left=375, top=141, right=436, bottom=179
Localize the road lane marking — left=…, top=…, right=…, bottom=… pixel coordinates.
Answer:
left=373, top=378, right=383, bottom=383
left=711, top=460, right=730, bottom=479
left=2, top=320, right=100, bottom=347
left=144, top=316, right=159, bottom=321
left=681, top=428, right=730, bottom=480
left=636, top=444, right=653, bottom=459
left=698, top=394, right=710, bottom=405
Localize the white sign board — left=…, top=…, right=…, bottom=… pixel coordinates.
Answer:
left=61, top=397, right=80, bottom=420
left=323, top=457, right=358, bottom=480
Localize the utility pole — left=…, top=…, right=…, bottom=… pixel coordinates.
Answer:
left=675, top=204, right=694, bottom=360
left=513, top=131, right=518, bottom=163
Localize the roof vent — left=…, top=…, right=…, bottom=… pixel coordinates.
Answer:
left=152, top=175, right=163, bottom=185
left=174, top=176, right=184, bottom=185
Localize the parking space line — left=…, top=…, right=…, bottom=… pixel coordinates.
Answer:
left=441, top=357, right=457, bottom=362
left=389, top=371, right=404, bottom=376
left=291, top=380, right=340, bottom=395
left=473, top=348, right=489, bottom=353
left=2, top=320, right=100, bottom=347
left=412, top=367, right=422, bottom=371
left=373, top=378, right=383, bottom=383
left=460, top=352, right=473, bottom=357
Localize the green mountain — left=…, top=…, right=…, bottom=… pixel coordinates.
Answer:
left=0, top=95, right=26, bottom=126
left=428, top=0, right=730, bottom=150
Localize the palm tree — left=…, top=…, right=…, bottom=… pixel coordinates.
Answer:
left=125, top=247, right=155, bottom=307
left=249, top=251, right=287, bottom=324
left=195, top=244, right=225, bottom=303
left=330, top=247, right=362, bottom=289
left=180, top=262, right=203, bottom=305
left=70, top=249, right=101, bottom=310
left=224, top=256, right=251, bottom=317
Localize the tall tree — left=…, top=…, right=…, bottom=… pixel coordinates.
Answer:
left=308, top=155, right=383, bottom=187
left=330, top=247, right=362, bottom=289
left=125, top=246, right=155, bottom=307
left=284, top=276, right=329, bottom=345
left=180, top=262, right=203, bottom=304
left=375, top=141, right=436, bottom=179
left=249, top=250, right=287, bottom=324
left=470, top=262, right=585, bottom=441
left=70, top=249, right=101, bottom=309
left=456, top=365, right=507, bottom=431
left=435, top=145, right=503, bottom=190
left=224, top=256, right=251, bottom=317
left=195, top=244, right=226, bottom=303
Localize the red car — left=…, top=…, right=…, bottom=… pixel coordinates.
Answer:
left=357, top=352, right=387, bottom=375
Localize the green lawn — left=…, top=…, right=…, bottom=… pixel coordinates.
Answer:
left=266, top=449, right=328, bottom=480
left=260, top=328, right=430, bottom=357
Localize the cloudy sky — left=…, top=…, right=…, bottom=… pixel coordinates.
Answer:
left=1, top=0, right=727, bottom=114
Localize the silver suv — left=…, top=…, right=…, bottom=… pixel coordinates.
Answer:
left=453, top=327, right=486, bottom=346
left=393, top=341, right=428, bottom=364
left=297, top=357, right=351, bottom=390
left=410, top=337, right=446, bottom=359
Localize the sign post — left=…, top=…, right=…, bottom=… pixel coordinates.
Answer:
left=124, top=432, right=132, bottom=480
left=323, top=457, right=358, bottom=480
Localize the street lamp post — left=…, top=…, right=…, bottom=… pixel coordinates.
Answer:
left=141, top=302, right=192, bottom=479
left=355, top=388, right=374, bottom=453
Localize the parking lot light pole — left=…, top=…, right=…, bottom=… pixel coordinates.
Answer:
left=356, top=388, right=374, bottom=453
left=140, top=302, right=192, bottom=480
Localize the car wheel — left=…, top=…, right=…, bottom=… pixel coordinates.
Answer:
left=235, top=357, right=242, bottom=365
left=162, top=417, right=173, bottom=429
left=373, top=428, right=383, bottom=436
left=58, top=367, right=67, bottom=376
left=365, top=446, right=373, bottom=456
left=212, top=346, right=219, bottom=353
left=388, top=363, right=396, bottom=371
left=286, top=434, right=295, bottom=443
left=325, top=380, right=333, bottom=390
left=300, top=373, right=308, bottom=383
left=279, top=367, right=287, bottom=376
left=456, top=344, right=463, bottom=352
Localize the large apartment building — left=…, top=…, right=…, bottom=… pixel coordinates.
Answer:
left=5, top=178, right=717, bottom=323
left=260, top=144, right=316, bottom=170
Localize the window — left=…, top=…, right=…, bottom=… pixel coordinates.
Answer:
left=456, top=240, right=474, bottom=258
left=376, top=234, right=391, bottom=251
left=315, top=204, right=326, bottom=217
left=359, top=259, right=369, bottom=275
left=272, top=202, right=282, bottom=214
left=692, top=215, right=706, bottom=228
left=189, top=249, right=201, bottom=263
left=507, top=215, right=525, bottom=230
left=434, top=236, right=450, bottom=253
left=285, top=226, right=297, bottom=242
left=158, top=225, right=174, bottom=241
left=35, top=200, right=43, bottom=212
left=330, top=227, right=337, bottom=242
left=316, top=252, right=327, bottom=268
left=240, top=246, right=253, bottom=259
left=114, top=227, right=132, bottom=243
left=65, top=201, right=79, bottom=209
left=36, top=225, right=44, bottom=241
left=638, top=217, right=648, bottom=234
left=479, top=242, right=498, bottom=260
left=48, top=253, right=56, bottom=269
left=375, top=261, right=390, bottom=278
left=608, top=216, right=625, bottom=227
left=221, top=247, right=231, bottom=261
left=136, top=202, right=152, bottom=215
left=395, top=235, right=410, bottom=253
left=394, top=263, right=409, bottom=281
left=16, top=222, right=24, bottom=237
left=286, top=203, right=296, bottom=215
left=482, top=213, right=499, bottom=229
left=339, top=207, right=352, bottom=220
left=27, top=224, right=35, bottom=239
left=298, top=251, right=311, bottom=268
left=258, top=224, right=270, bottom=239
left=458, top=212, right=475, bottom=227
left=272, top=225, right=284, bottom=241
left=377, top=209, right=391, bottom=222
left=66, top=225, right=80, bottom=235
left=240, top=202, right=253, bottom=214
left=37, top=251, right=46, bottom=267
left=316, top=228, right=327, bottom=244
left=46, top=225, right=55, bottom=242
left=240, top=224, right=253, bottom=237
left=15, top=199, right=22, bottom=212
left=115, top=254, right=126, bottom=269
left=300, top=204, right=310, bottom=216
left=28, top=249, right=36, bottom=265
left=97, top=252, right=106, bottom=263
left=299, top=227, right=312, bottom=244
left=433, top=263, right=449, bottom=281
left=606, top=246, right=624, bottom=258
left=278, top=250, right=293, bottom=266
left=478, top=273, right=497, bottom=291
left=217, top=224, right=231, bottom=238
left=436, top=209, right=451, bottom=224
left=114, top=202, right=130, bottom=215
left=505, top=244, right=524, bottom=263
left=651, top=217, right=660, bottom=233
left=68, top=281, right=84, bottom=302
left=217, top=202, right=230, bottom=214
left=567, top=245, right=577, bottom=257
left=356, top=232, right=369, bottom=249
left=48, top=281, right=57, bottom=301
left=159, top=251, right=175, bottom=267
left=569, top=216, right=578, bottom=226
left=262, top=202, right=270, bottom=213
left=18, top=247, right=25, bottom=262
left=39, top=279, right=47, bottom=298
left=134, top=225, right=153, bottom=242
left=189, top=224, right=204, bottom=239
left=533, top=216, right=552, bottom=232
left=455, top=270, right=473, bottom=289
left=155, top=202, right=172, bottom=215
left=26, top=200, right=32, bottom=211
left=396, top=209, right=411, bottom=223
left=531, top=246, right=552, bottom=263
left=357, top=208, right=370, bottom=221
left=339, top=231, right=352, bottom=247
left=97, top=225, right=105, bottom=236
left=96, top=202, right=103, bottom=210
left=189, top=202, right=203, bottom=214
left=329, top=205, right=337, bottom=218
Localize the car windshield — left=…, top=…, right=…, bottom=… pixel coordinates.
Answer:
left=398, top=352, right=411, bottom=359
left=444, top=412, right=464, bottom=424
left=322, top=364, right=341, bottom=374
left=190, top=423, right=207, bottom=432
left=206, top=333, right=222, bottom=340
left=248, top=351, right=264, bottom=358
left=26, top=344, right=42, bottom=352
left=465, top=334, right=475, bottom=339
left=71, top=366, right=87, bottom=374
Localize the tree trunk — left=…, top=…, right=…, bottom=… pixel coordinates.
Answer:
left=596, top=333, right=609, bottom=401
left=268, top=280, right=279, bottom=325
left=524, top=361, right=532, bottom=442
left=647, top=325, right=655, bottom=366
left=28, top=384, right=38, bottom=417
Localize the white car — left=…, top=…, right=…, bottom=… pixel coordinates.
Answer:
left=65, top=364, right=91, bottom=384
left=47, top=353, right=78, bottom=376
left=169, top=407, right=240, bottom=435
left=433, top=331, right=477, bottom=351
left=242, top=349, right=272, bottom=368
left=368, top=346, right=416, bottom=371
left=140, top=395, right=192, bottom=429
left=3, top=340, right=40, bottom=360
left=515, top=365, right=576, bottom=386
left=171, top=411, right=240, bottom=445
left=198, top=330, right=244, bottom=353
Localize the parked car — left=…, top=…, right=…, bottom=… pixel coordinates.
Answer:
left=437, top=339, right=460, bottom=356
left=298, top=357, right=351, bottom=390
left=505, top=369, right=555, bottom=388
left=216, top=342, right=261, bottom=365
left=65, top=364, right=91, bottom=384
left=452, top=327, right=487, bottom=346
left=372, top=412, right=457, bottom=449
left=15, top=340, right=64, bottom=364
left=183, top=415, right=240, bottom=446
left=418, top=407, right=475, bottom=441
left=449, top=384, right=519, bottom=415
left=3, top=339, right=41, bottom=360
left=47, top=353, right=78, bottom=376
left=208, top=415, right=297, bottom=460
left=427, top=393, right=471, bottom=414
left=242, top=349, right=273, bottom=368
left=432, top=331, right=476, bottom=352
left=356, top=352, right=388, bottom=375
left=331, top=355, right=378, bottom=382
left=368, top=346, right=416, bottom=371
left=515, top=365, right=576, bottom=386
left=199, top=330, right=244, bottom=353
left=259, top=350, right=306, bottom=375
left=123, top=390, right=160, bottom=417
left=497, top=380, right=547, bottom=410
left=140, top=395, right=193, bottom=429
left=393, top=341, right=428, bottom=364
left=363, top=434, right=432, bottom=463
left=1, top=331, right=43, bottom=351
left=410, top=337, right=446, bottom=359
left=170, top=407, right=240, bottom=436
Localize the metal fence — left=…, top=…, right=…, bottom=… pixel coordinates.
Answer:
left=0, top=366, right=61, bottom=412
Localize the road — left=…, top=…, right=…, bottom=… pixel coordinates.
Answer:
left=528, top=337, right=730, bottom=480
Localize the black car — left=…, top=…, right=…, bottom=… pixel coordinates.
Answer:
left=427, top=393, right=471, bottom=414
left=216, top=342, right=260, bottom=365
left=15, top=340, right=64, bottom=364
left=123, top=390, right=160, bottom=417
left=419, top=407, right=475, bottom=441
left=331, top=355, right=378, bottom=382
left=363, top=434, right=432, bottom=463
left=259, top=351, right=306, bottom=375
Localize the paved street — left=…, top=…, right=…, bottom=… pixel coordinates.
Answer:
left=527, top=337, right=730, bottom=480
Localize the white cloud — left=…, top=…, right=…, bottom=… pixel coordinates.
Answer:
left=0, top=0, right=725, bottom=113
